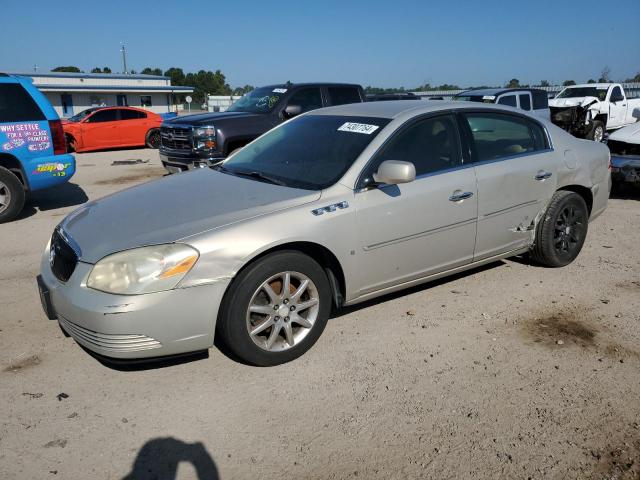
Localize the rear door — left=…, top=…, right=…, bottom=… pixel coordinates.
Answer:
left=461, top=111, right=557, bottom=260
left=353, top=113, right=477, bottom=296
left=82, top=109, right=120, bottom=149
left=118, top=108, right=148, bottom=146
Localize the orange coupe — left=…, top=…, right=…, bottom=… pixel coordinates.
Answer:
left=62, top=106, right=162, bottom=153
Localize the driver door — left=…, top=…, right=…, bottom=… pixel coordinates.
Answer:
left=353, top=114, right=478, bottom=297
left=608, top=86, right=626, bottom=128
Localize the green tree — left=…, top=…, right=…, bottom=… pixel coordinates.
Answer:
left=184, top=70, right=231, bottom=104
left=505, top=78, right=520, bottom=88
left=598, top=66, right=611, bottom=83
left=52, top=66, right=82, bottom=73
left=141, top=67, right=163, bottom=76
left=232, top=85, right=254, bottom=96
left=91, top=67, right=103, bottom=73
left=587, top=79, right=596, bottom=84
left=539, top=80, right=550, bottom=87
left=623, top=73, right=640, bottom=83
left=164, top=67, right=185, bottom=86
left=562, top=80, right=576, bottom=86
left=103, top=67, right=111, bottom=73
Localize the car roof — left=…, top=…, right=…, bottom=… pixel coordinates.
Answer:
left=455, top=88, right=544, bottom=97
left=564, top=83, right=614, bottom=88
left=261, top=83, right=362, bottom=89
left=310, top=99, right=544, bottom=119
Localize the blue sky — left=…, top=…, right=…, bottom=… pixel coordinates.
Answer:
left=2, top=0, right=639, bottom=88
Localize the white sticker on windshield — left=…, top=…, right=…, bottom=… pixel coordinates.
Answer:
left=596, top=86, right=608, bottom=90
left=273, top=88, right=287, bottom=93
left=337, top=122, right=379, bottom=135
left=482, top=95, right=496, bottom=100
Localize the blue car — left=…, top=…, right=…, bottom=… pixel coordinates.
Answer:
left=0, top=73, right=76, bottom=222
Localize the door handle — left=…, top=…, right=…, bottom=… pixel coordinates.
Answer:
left=534, top=171, right=552, bottom=181
left=449, top=190, right=474, bottom=202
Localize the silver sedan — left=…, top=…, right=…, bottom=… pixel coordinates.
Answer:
left=38, top=101, right=611, bottom=366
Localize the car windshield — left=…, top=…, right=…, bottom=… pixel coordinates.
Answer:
left=453, top=95, right=493, bottom=103
left=68, top=108, right=100, bottom=122
left=218, top=115, right=390, bottom=190
left=226, top=87, right=287, bottom=114
left=556, top=87, right=608, bottom=101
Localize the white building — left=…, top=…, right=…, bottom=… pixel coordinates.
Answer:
left=12, top=72, right=194, bottom=118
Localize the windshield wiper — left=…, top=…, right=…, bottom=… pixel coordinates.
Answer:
left=217, top=166, right=287, bottom=186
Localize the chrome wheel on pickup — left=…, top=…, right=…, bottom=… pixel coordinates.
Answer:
left=217, top=251, right=331, bottom=366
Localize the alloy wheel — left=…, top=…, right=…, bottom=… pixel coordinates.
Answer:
left=554, top=204, right=584, bottom=255
left=0, top=181, right=11, bottom=214
left=246, top=271, right=320, bottom=352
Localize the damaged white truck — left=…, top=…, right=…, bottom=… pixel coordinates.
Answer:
left=549, top=83, right=640, bottom=142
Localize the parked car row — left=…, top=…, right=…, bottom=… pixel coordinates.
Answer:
left=38, top=100, right=611, bottom=366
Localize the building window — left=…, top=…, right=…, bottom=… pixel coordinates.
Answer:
left=140, top=95, right=152, bottom=108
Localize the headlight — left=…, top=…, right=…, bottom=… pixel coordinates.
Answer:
left=194, top=126, right=215, bottom=137
left=87, top=244, right=199, bottom=295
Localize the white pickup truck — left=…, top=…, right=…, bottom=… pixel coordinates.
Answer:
left=549, top=83, right=640, bottom=141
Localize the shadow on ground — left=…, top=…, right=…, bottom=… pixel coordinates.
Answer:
left=17, top=183, right=88, bottom=220
left=610, top=184, right=640, bottom=201
left=122, top=437, right=219, bottom=480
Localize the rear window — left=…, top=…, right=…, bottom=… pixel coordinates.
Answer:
left=120, top=109, right=146, bottom=120
left=0, top=84, right=45, bottom=123
left=328, top=87, right=362, bottom=106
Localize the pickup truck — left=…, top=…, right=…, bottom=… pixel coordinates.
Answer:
left=549, top=83, right=640, bottom=142
left=453, top=88, right=550, bottom=119
left=0, top=73, right=75, bottom=222
left=160, top=82, right=365, bottom=173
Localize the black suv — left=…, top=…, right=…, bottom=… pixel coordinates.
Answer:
left=160, top=82, right=365, bottom=173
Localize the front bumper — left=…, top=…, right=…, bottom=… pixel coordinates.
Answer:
left=39, top=247, right=230, bottom=360
left=610, top=154, right=640, bottom=185
left=159, top=150, right=224, bottom=174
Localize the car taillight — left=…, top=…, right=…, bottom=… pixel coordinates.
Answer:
left=48, top=120, right=66, bottom=155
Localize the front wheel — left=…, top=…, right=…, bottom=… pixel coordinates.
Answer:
left=0, top=166, right=26, bottom=223
left=587, top=120, right=605, bottom=142
left=530, top=191, right=588, bottom=267
left=146, top=129, right=161, bottom=149
left=216, top=251, right=332, bottom=366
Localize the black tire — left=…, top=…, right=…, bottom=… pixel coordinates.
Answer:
left=146, top=129, right=161, bottom=149
left=0, top=166, right=26, bottom=224
left=587, top=120, right=605, bottom=142
left=530, top=191, right=588, bottom=267
left=65, top=134, right=76, bottom=153
left=216, top=251, right=332, bottom=366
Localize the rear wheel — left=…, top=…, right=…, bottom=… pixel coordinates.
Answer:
left=216, top=251, right=332, bottom=366
left=530, top=191, right=588, bottom=267
left=65, top=134, right=76, bottom=153
left=146, top=129, right=161, bottom=149
left=0, top=166, right=26, bottom=223
left=587, top=120, right=605, bottom=142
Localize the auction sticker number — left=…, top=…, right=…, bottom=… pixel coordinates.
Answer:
left=337, top=122, right=379, bottom=134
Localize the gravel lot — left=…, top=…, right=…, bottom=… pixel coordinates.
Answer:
left=1, top=148, right=639, bottom=479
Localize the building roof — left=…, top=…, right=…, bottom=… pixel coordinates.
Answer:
left=10, top=71, right=169, bottom=81
left=36, top=84, right=194, bottom=93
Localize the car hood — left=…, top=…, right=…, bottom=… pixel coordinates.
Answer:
left=608, top=122, right=640, bottom=144
left=165, top=111, right=263, bottom=126
left=549, top=96, right=599, bottom=108
left=59, top=169, right=320, bottom=263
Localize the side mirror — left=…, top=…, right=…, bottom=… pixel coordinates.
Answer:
left=284, top=104, right=302, bottom=117
left=373, top=160, right=416, bottom=185
left=632, top=108, right=640, bottom=120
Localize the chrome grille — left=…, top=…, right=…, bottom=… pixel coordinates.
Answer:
left=59, top=316, right=162, bottom=353
left=160, top=126, right=192, bottom=151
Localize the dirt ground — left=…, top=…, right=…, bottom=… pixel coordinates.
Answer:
left=1, top=148, right=639, bottom=480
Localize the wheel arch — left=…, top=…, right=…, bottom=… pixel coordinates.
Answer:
left=556, top=184, right=593, bottom=214
left=0, top=153, right=27, bottom=189
left=228, top=241, right=346, bottom=310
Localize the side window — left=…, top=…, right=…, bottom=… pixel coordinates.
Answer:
left=367, top=114, right=462, bottom=181
left=464, top=113, right=548, bottom=162
left=611, top=86, right=624, bottom=102
left=532, top=90, right=549, bottom=110
left=120, top=109, right=146, bottom=120
left=518, top=94, right=531, bottom=111
left=0, top=84, right=45, bottom=122
left=497, top=95, right=517, bottom=107
left=287, top=88, right=323, bottom=113
left=86, top=109, right=119, bottom=123
left=140, top=96, right=152, bottom=108
left=327, top=87, right=361, bottom=106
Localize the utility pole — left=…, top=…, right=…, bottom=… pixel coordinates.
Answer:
left=120, top=43, right=128, bottom=74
